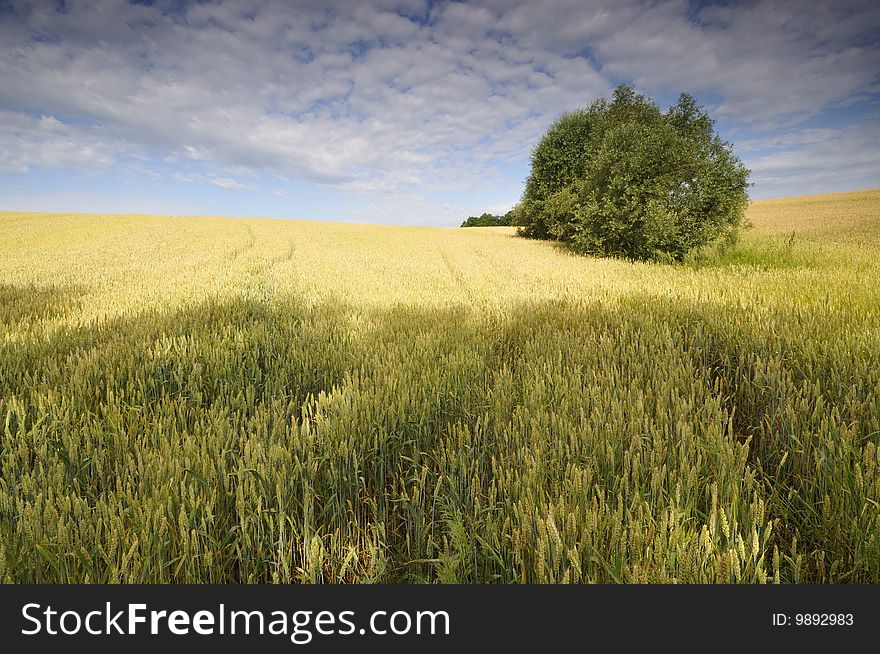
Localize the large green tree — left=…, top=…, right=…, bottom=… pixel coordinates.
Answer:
left=515, top=85, right=750, bottom=262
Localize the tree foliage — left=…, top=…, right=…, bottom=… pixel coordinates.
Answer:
left=460, top=211, right=514, bottom=227
left=515, top=85, right=750, bottom=261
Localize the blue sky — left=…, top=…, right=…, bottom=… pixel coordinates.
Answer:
left=1, top=0, right=878, bottom=226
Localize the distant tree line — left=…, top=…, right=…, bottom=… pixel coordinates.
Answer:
left=460, top=210, right=515, bottom=227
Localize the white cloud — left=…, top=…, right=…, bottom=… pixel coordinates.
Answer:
left=173, top=171, right=255, bottom=190
left=0, top=0, right=607, bottom=194
left=0, top=110, right=127, bottom=173
left=738, top=128, right=844, bottom=151
left=494, top=0, right=880, bottom=124
left=0, top=0, right=878, bottom=224
left=745, top=120, right=880, bottom=198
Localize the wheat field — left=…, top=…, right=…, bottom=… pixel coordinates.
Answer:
left=1, top=189, right=879, bottom=583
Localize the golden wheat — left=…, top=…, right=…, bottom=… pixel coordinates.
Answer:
left=1, top=189, right=878, bottom=583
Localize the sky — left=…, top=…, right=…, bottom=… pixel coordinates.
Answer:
left=1, top=0, right=878, bottom=227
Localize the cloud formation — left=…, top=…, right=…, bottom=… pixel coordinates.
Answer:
left=0, top=0, right=878, bottom=224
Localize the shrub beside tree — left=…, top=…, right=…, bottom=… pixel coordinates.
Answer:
left=514, top=84, right=750, bottom=262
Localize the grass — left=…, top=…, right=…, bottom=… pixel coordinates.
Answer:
left=1, top=189, right=879, bottom=583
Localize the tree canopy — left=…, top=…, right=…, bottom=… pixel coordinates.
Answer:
left=514, top=85, right=750, bottom=262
